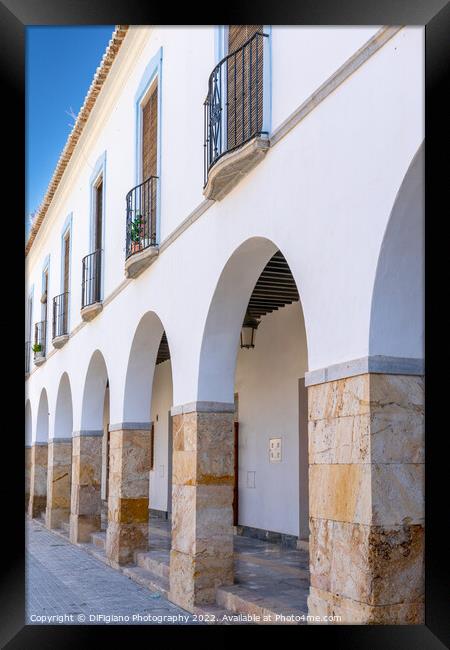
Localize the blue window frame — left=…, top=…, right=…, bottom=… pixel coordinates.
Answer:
left=89, top=151, right=107, bottom=300
left=60, top=213, right=73, bottom=332
left=134, top=47, right=163, bottom=244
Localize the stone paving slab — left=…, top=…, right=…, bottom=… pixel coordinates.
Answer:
left=25, top=518, right=199, bottom=626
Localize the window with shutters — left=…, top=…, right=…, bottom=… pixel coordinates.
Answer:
left=203, top=26, right=269, bottom=196
left=125, top=68, right=160, bottom=270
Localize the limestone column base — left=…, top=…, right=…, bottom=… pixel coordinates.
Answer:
left=308, top=586, right=424, bottom=624
left=45, top=439, right=72, bottom=530
left=106, top=497, right=149, bottom=565
left=28, top=443, right=48, bottom=518
left=69, top=513, right=101, bottom=543
left=105, top=428, right=151, bottom=566
left=168, top=408, right=235, bottom=611
left=307, top=373, right=424, bottom=625
left=70, top=433, right=102, bottom=543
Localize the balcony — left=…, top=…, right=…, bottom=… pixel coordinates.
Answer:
left=124, top=176, right=159, bottom=278
left=203, top=31, right=269, bottom=201
left=33, top=321, right=46, bottom=366
left=52, top=292, right=69, bottom=348
left=81, top=249, right=103, bottom=321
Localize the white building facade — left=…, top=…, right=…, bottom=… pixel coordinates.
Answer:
left=25, top=25, right=424, bottom=623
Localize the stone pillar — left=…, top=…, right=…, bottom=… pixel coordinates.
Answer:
left=70, top=431, right=102, bottom=543
left=45, top=438, right=72, bottom=529
left=105, top=425, right=151, bottom=566
left=25, top=446, right=31, bottom=510
left=28, top=442, right=48, bottom=518
left=307, top=373, right=424, bottom=624
left=169, top=404, right=235, bottom=611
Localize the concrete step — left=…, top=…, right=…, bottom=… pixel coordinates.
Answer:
left=216, top=585, right=308, bottom=625
left=135, top=550, right=170, bottom=579
left=78, top=541, right=113, bottom=568
left=91, top=531, right=106, bottom=550
left=122, top=566, right=169, bottom=598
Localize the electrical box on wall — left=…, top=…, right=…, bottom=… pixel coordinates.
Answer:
left=269, top=437, right=282, bottom=462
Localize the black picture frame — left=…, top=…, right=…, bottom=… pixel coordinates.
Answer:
left=4, top=0, right=449, bottom=645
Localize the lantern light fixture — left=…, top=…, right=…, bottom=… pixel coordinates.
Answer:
left=240, top=310, right=260, bottom=349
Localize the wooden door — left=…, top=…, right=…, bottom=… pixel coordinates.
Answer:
left=233, top=420, right=239, bottom=526
left=167, top=411, right=173, bottom=518
left=298, top=378, right=309, bottom=541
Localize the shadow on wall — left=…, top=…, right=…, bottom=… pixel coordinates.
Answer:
left=369, top=142, right=424, bottom=360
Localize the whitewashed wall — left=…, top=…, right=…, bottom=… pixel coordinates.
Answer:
left=234, top=302, right=307, bottom=535
left=149, top=360, right=173, bottom=512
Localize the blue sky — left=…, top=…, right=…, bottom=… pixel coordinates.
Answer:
left=26, top=26, right=115, bottom=234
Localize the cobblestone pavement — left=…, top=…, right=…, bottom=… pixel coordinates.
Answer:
left=25, top=518, right=199, bottom=626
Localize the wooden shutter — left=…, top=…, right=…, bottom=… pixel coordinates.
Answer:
left=227, top=26, right=264, bottom=149
left=142, top=81, right=158, bottom=181
left=228, top=25, right=262, bottom=54
left=63, top=233, right=70, bottom=330
left=95, top=181, right=103, bottom=251
left=150, top=422, right=155, bottom=471
left=63, top=234, right=70, bottom=292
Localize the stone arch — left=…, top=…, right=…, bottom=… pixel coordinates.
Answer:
left=169, top=236, right=310, bottom=610
left=80, top=350, right=109, bottom=431
left=369, top=142, right=424, bottom=361
left=106, top=311, right=173, bottom=565
left=36, top=388, right=49, bottom=443
left=54, top=372, right=73, bottom=439
left=197, top=236, right=309, bottom=403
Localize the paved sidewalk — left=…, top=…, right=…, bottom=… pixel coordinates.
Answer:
left=25, top=518, right=198, bottom=625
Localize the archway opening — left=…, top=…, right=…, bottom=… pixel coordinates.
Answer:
left=233, top=249, right=309, bottom=543
left=28, top=389, right=49, bottom=518
left=168, top=237, right=311, bottom=613
left=108, top=313, right=174, bottom=566
left=47, top=373, right=74, bottom=529
left=71, top=351, right=109, bottom=543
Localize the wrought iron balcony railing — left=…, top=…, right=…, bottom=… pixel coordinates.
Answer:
left=25, top=340, right=31, bottom=374
left=81, top=249, right=102, bottom=309
left=53, top=292, right=69, bottom=340
left=203, top=31, right=268, bottom=185
left=125, top=176, right=158, bottom=259
left=34, top=321, right=46, bottom=359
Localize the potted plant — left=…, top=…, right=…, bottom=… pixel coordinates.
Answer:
left=32, top=343, right=43, bottom=357
left=129, top=214, right=142, bottom=254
